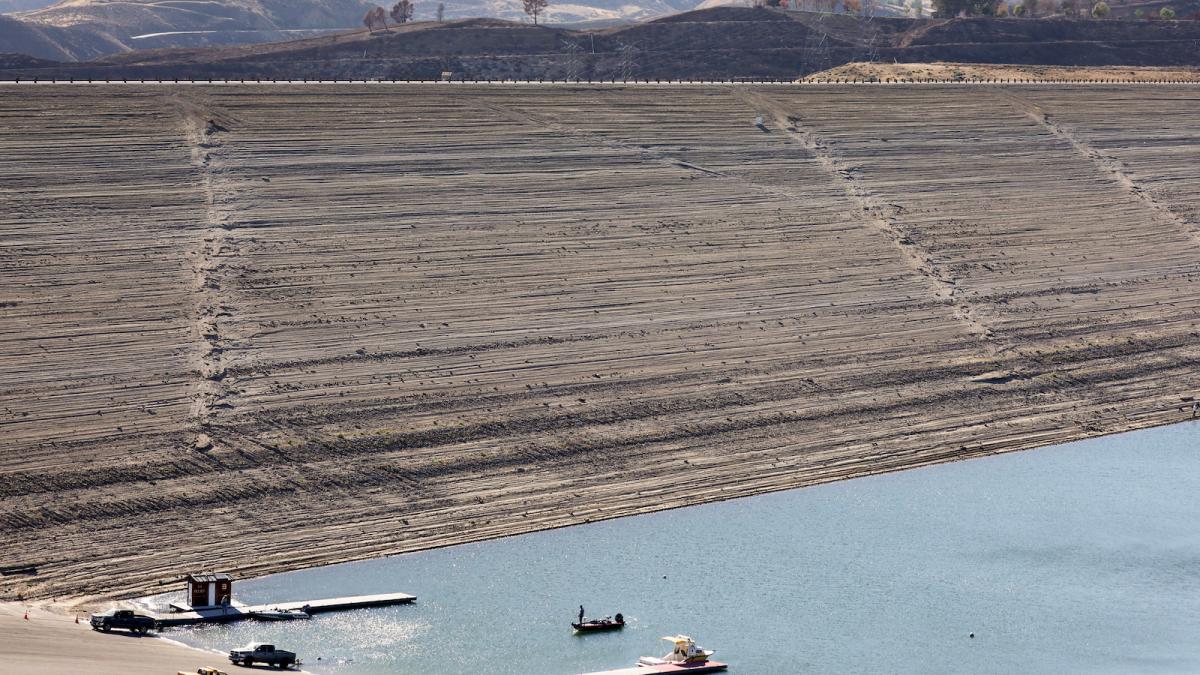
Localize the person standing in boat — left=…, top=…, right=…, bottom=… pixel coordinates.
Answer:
left=579, top=605, right=585, bottom=624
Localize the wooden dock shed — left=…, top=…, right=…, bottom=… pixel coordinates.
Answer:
left=186, top=572, right=233, bottom=608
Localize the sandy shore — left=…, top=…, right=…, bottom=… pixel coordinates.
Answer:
left=2, top=84, right=1200, bottom=608
left=0, top=601, right=227, bottom=674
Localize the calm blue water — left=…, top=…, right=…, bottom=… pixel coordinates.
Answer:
left=151, top=422, right=1200, bottom=674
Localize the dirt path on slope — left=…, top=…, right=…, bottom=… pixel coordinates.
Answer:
left=173, top=94, right=241, bottom=445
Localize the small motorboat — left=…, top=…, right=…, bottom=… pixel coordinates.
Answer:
left=573, top=613, right=625, bottom=632
left=250, top=607, right=311, bottom=621
left=637, top=635, right=721, bottom=667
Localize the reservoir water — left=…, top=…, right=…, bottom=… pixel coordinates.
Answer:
left=150, top=422, right=1200, bottom=674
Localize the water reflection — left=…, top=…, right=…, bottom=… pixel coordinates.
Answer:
left=155, top=421, right=1200, bottom=674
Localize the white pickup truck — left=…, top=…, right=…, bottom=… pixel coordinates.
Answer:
left=227, top=643, right=298, bottom=669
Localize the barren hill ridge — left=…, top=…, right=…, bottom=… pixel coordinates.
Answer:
left=0, top=13, right=123, bottom=60
left=0, top=0, right=700, bottom=58
left=20, top=0, right=377, bottom=34
left=5, top=8, right=1200, bottom=79
left=0, top=0, right=376, bottom=59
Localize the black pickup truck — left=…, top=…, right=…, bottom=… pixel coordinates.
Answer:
left=89, top=609, right=157, bottom=634
left=228, top=643, right=298, bottom=669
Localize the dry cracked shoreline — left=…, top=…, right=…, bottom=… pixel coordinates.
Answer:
left=2, top=84, right=1200, bottom=603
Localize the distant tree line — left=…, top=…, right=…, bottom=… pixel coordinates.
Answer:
left=758, top=0, right=927, bottom=18
left=363, top=0, right=449, bottom=31
left=364, top=0, right=552, bottom=29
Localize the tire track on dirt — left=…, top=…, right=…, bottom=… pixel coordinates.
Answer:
left=481, top=89, right=998, bottom=350
left=8, top=326, right=1196, bottom=501
left=733, top=87, right=1002, bottom=353
left=475, top=96, right=731, bottom=178
left=997, top=89, right=1200, bottom=249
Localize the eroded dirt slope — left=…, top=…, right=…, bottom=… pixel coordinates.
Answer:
left=2, top=84, right=1199, bottom=602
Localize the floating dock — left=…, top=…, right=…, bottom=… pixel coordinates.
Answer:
left=158, top=591, right=416, bottom=626
left=581, top=662, right=728, bottom=675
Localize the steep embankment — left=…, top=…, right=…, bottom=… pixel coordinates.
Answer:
left=898, top=14, right=1200, bottom=66
left=3, top=84, right=1200, bottom=602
